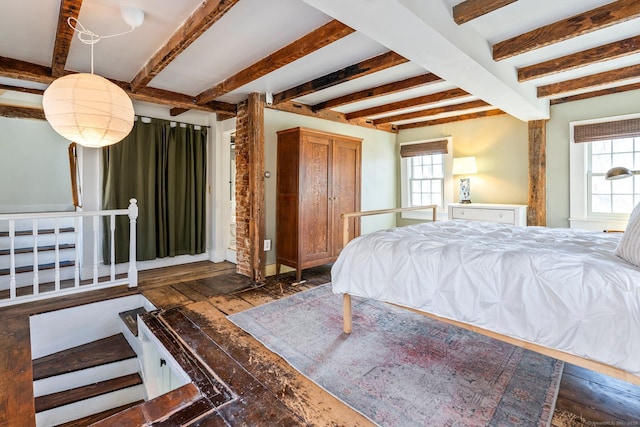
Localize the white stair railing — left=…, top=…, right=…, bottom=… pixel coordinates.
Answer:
left=0, top=199, right=138, bottom=307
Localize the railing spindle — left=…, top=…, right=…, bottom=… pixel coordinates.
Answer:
left=54, top=218, right=61, bottom=291
left=110, top=214, right=116, bottom=281
left=32, top=219, right=39, bottom=295
left=74, top=216, right=81, bottom=288
left=9, top=220, right=16, bottom=299
left=92, top=215, right=99, bottom=285
left=128, top=199, right=138, bottom=288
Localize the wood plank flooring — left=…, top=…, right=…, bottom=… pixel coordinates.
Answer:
left=1, top=260, right=639, bottom=426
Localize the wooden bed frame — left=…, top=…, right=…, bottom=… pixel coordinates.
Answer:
left=339, top=205, right=640, bottom=386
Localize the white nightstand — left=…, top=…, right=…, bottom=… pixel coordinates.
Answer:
left=448, top=203, right=528, bottom=226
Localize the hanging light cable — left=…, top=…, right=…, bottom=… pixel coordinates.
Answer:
left=42, top=7, right=144, bottom=148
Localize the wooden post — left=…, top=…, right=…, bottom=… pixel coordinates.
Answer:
left=128, top=198, right=138, bottom=287
left=247, top=93, right=266, bottom=283
left=528, top=120, right=547, bottom=226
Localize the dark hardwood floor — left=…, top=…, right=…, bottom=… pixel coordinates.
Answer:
left=1, top=260, right=639, bottom=426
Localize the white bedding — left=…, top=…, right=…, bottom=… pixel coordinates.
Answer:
left=331, top=220, right=640, bottom=376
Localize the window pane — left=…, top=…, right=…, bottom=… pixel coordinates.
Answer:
left=412, top=165, right=423, bottom=179
left=613, top=138, right=634, bottom=153
left=433, top=163, right=443, bottom=177
left=613, top=195, right=634, bottom=212
left=612, top=152, right=633, bottom=168
left=592, top=195, right=611, bottom=213
left=591, top=176, right=610, bottom=195
left=591, top=140, right=611, bottom=154
left=591, top=154, right=611, bottom=173
left=612, top=177, right=633, bottom=194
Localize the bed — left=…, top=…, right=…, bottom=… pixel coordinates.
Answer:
left=331, top=205, right=640, bottom=385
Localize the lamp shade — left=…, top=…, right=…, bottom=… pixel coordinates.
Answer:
left=42, top=73, right=134, bottom=148
left=605, top=166, right=634, bottom=180
left=452, top=156, right=478, bottom=175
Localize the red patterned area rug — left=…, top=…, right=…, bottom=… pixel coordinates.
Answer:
left=228, top=284, right=563, bottom=427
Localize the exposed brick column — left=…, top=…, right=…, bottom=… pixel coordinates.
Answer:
left=234, top=93, right=266, bottom=281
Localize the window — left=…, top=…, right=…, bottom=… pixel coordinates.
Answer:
left=408, top=154, right=444, bottom=207
left=569, top=114, right=640, bottom=231
left=400, top=137, right=453, bottom=220
left=588, top=138, right=640, bottom=215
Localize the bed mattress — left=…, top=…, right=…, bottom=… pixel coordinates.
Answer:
left=331, top=220, right=640, bottom=375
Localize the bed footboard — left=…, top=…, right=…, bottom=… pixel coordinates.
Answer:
left=339, top=204, right=437, bottom=335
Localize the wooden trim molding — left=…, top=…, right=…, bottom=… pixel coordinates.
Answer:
left=528, top=120, right=547, bottom=226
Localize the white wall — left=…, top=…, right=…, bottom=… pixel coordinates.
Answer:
left=264, top=109, right=397, bottom=265
left=0, top=116, right=73, bottom=213
left=546, top=89, right=640, bottom=228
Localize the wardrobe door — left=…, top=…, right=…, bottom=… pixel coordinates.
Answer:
left=332, top=137, right=361, bottom=255
left=299, top=132, right=333, bottom=265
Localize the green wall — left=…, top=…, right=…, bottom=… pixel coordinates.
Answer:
left=546, top=89, right=640, bottom=228
left=264, top=109, right=397, bottom=265
left=396, top=114, right=529, bottom=226
left=0, top=117, right=73, bottom=213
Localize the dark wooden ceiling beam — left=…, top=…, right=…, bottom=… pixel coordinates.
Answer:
left=311, top=73, right=442, bottom=112
left=373, top=100, right=490, bottom=125
left=267, top=101, right=395, bottom=133
left=0, top=84, right=44, bottom=95
left=493, top=0, right=640, bottom=61
left=196, top=20, right=354, bottom=104
left=0, top=56, right=236, bottom=115
left=345, top=88, right=470, bottom=120
left=518, top=35, right=640, bottom=82
left=130, top=0, right=240, bottom=92
left=272, top=51, right=407, bottom=105
left=453, top=0, right=517, bottom=25
left=549, top=81, right=640, bottom=105
left=51, top=0, right=83, bottom=77
left=170, top=108, right=189, bottom=117
left=0, top=105, right=45, bottom=120
left=396, top=109, right=506, bottom=130
left=537, top=63, right=640, bottom=98
left=0, top=56, right=54, bottom=84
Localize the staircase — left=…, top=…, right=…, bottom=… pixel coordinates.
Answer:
left=31, top=307, right=149, bottom=426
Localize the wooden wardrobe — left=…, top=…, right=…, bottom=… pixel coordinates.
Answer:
left=276, top=127, right=362, bottom=282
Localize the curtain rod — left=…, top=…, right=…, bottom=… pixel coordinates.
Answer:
left=135, top=115, right=211, bottom=129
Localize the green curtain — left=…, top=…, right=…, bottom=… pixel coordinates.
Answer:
left=102, top=118, right=207, bottom=263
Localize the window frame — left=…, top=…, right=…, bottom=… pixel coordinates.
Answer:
left=569, top=113, right=640, bottom=231
left=400, top=137, right=453, bottom=220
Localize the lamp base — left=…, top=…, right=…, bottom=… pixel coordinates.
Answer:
left=460, top=200, right=472, bottom=204
left=459, top=177, right=471, bottom=204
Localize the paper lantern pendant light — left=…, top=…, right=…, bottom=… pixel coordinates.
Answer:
left=43, top=73, right=134, bottom=148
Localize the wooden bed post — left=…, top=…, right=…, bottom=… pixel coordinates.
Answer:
left=343, top=294, right=352, bottom=334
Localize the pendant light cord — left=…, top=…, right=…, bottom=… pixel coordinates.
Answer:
left=67, top=17, right=137, bottom=74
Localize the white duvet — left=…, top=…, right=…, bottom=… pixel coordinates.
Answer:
left=331, top=220, right=640, bottom=376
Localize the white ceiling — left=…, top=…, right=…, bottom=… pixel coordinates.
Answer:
left=0, top=0, right=637, bottom=127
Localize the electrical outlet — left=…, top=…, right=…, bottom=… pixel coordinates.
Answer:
left=264, top=239, right=271, bottom=251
